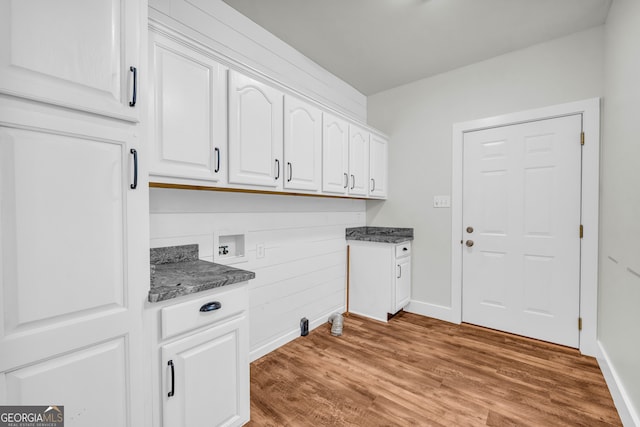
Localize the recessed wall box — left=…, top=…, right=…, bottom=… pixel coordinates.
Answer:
left=214, top=231, right=247, bottom=265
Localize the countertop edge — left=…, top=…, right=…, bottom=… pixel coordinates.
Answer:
left=148, top=271, right=255, bottom=303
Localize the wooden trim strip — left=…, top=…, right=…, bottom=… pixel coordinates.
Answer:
left=149, top=182, right=370, bottom=200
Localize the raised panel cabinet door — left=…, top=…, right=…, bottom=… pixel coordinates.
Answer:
left=322, top=113, right=349, bottom=195
left=228, top=71, right=283, bottom=188
left=283, top=95, right=322, bottom=192
left=369, top=134, right=388, bottom=199
left=0, top=0, right=141, bottom=121
left=162, top=315, right=250, bottom=427
left=348, top=124, right=370, bottom=197
left=394, top=258, right=411, bottom=313
left=0, top=119, right=147, bottom=427
left=149, top=32, right=227, bottom=183
left=4, top=340, right=129, bottom=427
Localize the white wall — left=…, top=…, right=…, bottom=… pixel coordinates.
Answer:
left=149, top=189, right=365, bottom=361
left=599, top=0, right=640, bottom=423
left=366, top=27, right=604, bottom=312
left=148, top=0, right=367, bottom=121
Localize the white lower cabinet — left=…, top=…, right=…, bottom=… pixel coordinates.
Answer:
left=348, top=241, right=412, bottom=322
left=149, top=284, right=250, bottom=427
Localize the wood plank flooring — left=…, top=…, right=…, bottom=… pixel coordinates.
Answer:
left=248, top=312, right=621, bottom=426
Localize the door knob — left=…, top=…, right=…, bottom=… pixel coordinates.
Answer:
left=466, top=226, right=474, bottom=233
left=465, top=240, right=474, bottom=247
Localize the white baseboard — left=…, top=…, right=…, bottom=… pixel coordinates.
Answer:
left=404, top=300, right=459, bottom=324
left=597, top=341, right=639, bottom=426
left=249, top=305, right=345, bottom=362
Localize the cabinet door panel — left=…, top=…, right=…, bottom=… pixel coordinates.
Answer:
left=322, top=113, right=349, bottom=195
left=162, top=315, right=249, bottom=427
left=284, top=96, right=321, bottom=192
left=0, top=127, right=124, bottom=330
left=4, top=339, right=128, bottom=427
left=228, top=71, right=283, bottom=188
left=395, top=258, right=411, bottom=312
left=0, top=0, right=140, bottom=121
left=369, top=134, right=388, bottom=199
left=0, top=118, right=147, bottom=427
left=348, top=125, right=370, bottom=196
left=150, top=33, right=227, bottom=182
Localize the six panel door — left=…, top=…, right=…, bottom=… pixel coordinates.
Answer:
left=462, top=115, right=582, bottom=348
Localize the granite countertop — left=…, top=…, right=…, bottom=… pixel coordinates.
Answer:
left=149, top=244, right=255, bottom=303
left=346, top=226, right=414, bottom=244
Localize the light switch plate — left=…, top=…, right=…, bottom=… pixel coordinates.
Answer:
left=256, top=243, right=265, bottom=259
left=433, top=195, right=451, bottom=208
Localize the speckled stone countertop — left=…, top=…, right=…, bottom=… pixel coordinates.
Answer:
left=149, top=244, right=255, bottom=303
left=346, top=226, right=414, bottom=244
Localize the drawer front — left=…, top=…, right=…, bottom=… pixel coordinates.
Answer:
left=161, top=284, right=248, bottom=340
left=395, top=242, right=411, bottom=258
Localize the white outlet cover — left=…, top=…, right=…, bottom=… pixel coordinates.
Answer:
left=433, top=195, right=451, bottom=208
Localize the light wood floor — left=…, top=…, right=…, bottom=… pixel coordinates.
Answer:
left=248, top=312, right=621, bottom=426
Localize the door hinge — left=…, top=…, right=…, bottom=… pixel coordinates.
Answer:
left=578, top=317, right=583, bottom=331
left=580, top=132, right=585, bottom=146
left=580, top=224, right=584, bottom=239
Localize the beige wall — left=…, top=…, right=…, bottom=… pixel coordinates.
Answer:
left=367, top=27, right=604, bottom=308
left=600, top=0, right=640, bottom=421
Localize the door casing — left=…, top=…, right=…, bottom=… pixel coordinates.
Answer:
left=451, top=98, right=600, bottom=356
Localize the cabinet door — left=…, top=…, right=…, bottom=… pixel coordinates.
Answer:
left=283, top=96, right=322, bottom=192
left=162, top=314, right=249, bottom=427
left=0, top=0, right=141, bottom=122
left=369, top=133, right=388, bottom=199
left=149, top=32, right=227, bottom=183
left=322, top=113, right=349, bottom=195
left=348, top=124, right=370, bottom=196
left=0, top=115, right=147, bottom=427
left=228, top=71, right=283, bottom=188
left=395, top=258, right=412, bottom=313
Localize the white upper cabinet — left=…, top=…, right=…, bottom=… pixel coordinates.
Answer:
left=283, top=96, right=322, bottom=192
left=0, top=0, right=141, bottom=122
left=322, top=113, right=350, bottom=195
left=228, top=70, right=284, bottom=188
left=348, top=124, right=370, bottom=197
left=369, top=133, right=388, bottom=199
left=149, top=31, right=227, bottom=184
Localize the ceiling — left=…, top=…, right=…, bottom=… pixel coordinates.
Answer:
left=222, top=0, right=612, bottom=96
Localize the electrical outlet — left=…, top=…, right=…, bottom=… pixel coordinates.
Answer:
left=256, top=243, right=265, bottom=259
left=433, top=195, right=451, bottom=208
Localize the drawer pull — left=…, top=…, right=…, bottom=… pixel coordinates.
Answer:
left=199, top=301, right=222, bottom=312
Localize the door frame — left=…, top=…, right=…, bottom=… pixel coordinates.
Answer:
left=451, top=98, right=600, bottom=356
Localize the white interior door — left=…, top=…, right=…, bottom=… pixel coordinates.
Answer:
left=462, top=114, right=582, bottom=348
